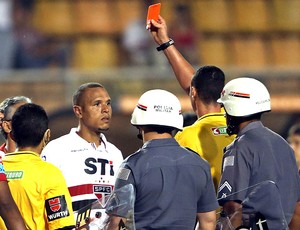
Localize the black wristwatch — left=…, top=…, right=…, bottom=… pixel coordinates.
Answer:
left=156, top=39, right=175, bottom=51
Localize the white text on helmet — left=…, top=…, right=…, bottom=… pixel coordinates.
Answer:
left=153, top=105, right=173, bottom=113
left=256, top=99, right=270, bottom=105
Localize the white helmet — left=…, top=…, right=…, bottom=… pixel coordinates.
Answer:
left=131, top=89, right=183, bottom=130
left=217, top=77, right=271, bottom=117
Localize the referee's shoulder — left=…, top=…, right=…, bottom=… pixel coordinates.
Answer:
left=38, top=159, right=61, bottom=172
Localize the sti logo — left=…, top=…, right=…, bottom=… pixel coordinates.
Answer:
left=212, top=126, right=227, bottom=136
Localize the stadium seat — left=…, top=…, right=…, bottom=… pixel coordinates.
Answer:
left=270, top=35, right=300, bottom=66
left=115, top=0, right=144, bottom=33
left=197, top=35, right=229, bottom=67
left=32, top=1, right=74, bottom=36
left=272, top=0, right=300, bottom=32
left=74, top=1, right=116, bottom=35
left=231, top=35, right=267, bottom=68
left=191, top=0, right=231, bottom=33
left=72, top=37, right=118, bottom=69
left=232, top=0, right=270, bottom=32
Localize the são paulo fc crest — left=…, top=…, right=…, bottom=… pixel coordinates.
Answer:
left=93, top=185, right=113, bottom=207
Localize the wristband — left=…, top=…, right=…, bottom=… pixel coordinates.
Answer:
left=156, top=39, right=174, bottom=51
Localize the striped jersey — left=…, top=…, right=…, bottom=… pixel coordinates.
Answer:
left=41, top=128, right=123, bottom=226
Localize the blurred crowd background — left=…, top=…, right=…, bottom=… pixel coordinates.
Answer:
left=0, top=0, right=300, bottom=157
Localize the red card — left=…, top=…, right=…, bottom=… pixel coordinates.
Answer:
left=146, top=3, right=161, bottom=23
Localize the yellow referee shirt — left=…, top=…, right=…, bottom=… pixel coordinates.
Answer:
left=175, top=111, right=235, bottom=190
left=0, top=151, right=75, bottom=230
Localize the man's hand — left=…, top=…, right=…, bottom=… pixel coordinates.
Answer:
left=147, top=16, right=170, bottom=45
left=146, top=15, right=195, bottom=94
left=105, top=216, right=127, bottom=230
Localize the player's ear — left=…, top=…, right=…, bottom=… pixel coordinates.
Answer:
left=73, top=105, right=82, bottom=118
left=42, top=129, right=51, bottom=149
left=2, top=120, right=12, bottom=134
left=44, top=129, right=51, bottom=144
left=190, top=86, right=197, bottom=99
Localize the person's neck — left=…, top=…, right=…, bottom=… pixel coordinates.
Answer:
left=76, top=129, right=102, bottom=147
left=17, top=146, right=41, bottom=155
left=143, top=131, right=172, bottom=143
left=196, top=101, right=221, bottom=118
left=6, top=138, right=17, bottom=153
left=238, top=119, right=260, bottom=133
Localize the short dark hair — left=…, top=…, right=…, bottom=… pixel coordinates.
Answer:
left=11, top=103, right=48, bottom=147
left=72, top=82, right=104, bottom=106
left=145, top=125, right=175, bottom=134
left=191, top=66, right=225, bottom=105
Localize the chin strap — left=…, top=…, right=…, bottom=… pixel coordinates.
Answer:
left=226, top=123, right=238, bottom=136
left=137, top=128, right=142, bottom=140
left=226, top=115, right=242, bottom=136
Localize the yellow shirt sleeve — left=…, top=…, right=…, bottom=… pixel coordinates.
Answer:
left=45, top=165, right=75, bottom=230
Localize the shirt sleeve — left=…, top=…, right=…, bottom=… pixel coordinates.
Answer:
left=197, top=164, right=219, bottom=213
left=218, top=144, right=252, bottom=206
left=106, top=163, right=135, bottom=218
left=44, top=165, right=75, bottom=230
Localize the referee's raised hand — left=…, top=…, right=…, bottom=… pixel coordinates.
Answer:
left=147, top=16, right=170, bottom=46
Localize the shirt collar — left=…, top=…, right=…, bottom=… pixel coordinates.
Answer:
left=198, top=109, right=225, bottom=122
left=142, top=138, right=178, bottom=149
left=238, top=120, right=264, bottom=137
left=70, top=127, right=108, bottom=150
left=6, top=150, right=40, bottom=158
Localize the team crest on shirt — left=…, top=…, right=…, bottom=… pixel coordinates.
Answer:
left=46, top=195, right=70, bottom=221
left=211, top=126, right=227, bottom=136
left=93, top=185, right=113, bottom=207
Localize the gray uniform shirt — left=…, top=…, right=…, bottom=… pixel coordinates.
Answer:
left=218, top=121, right=300, bottom=229
left=108, top=138, right=218, bottom=230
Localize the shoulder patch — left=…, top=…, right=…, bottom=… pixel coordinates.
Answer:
left=218, top=180, right=232, bottom=199
left=45, top=195, right=70, bottom=221
left=223, top=155, right=234, bottom=170
left=117, top=168, right=131, bottom=180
